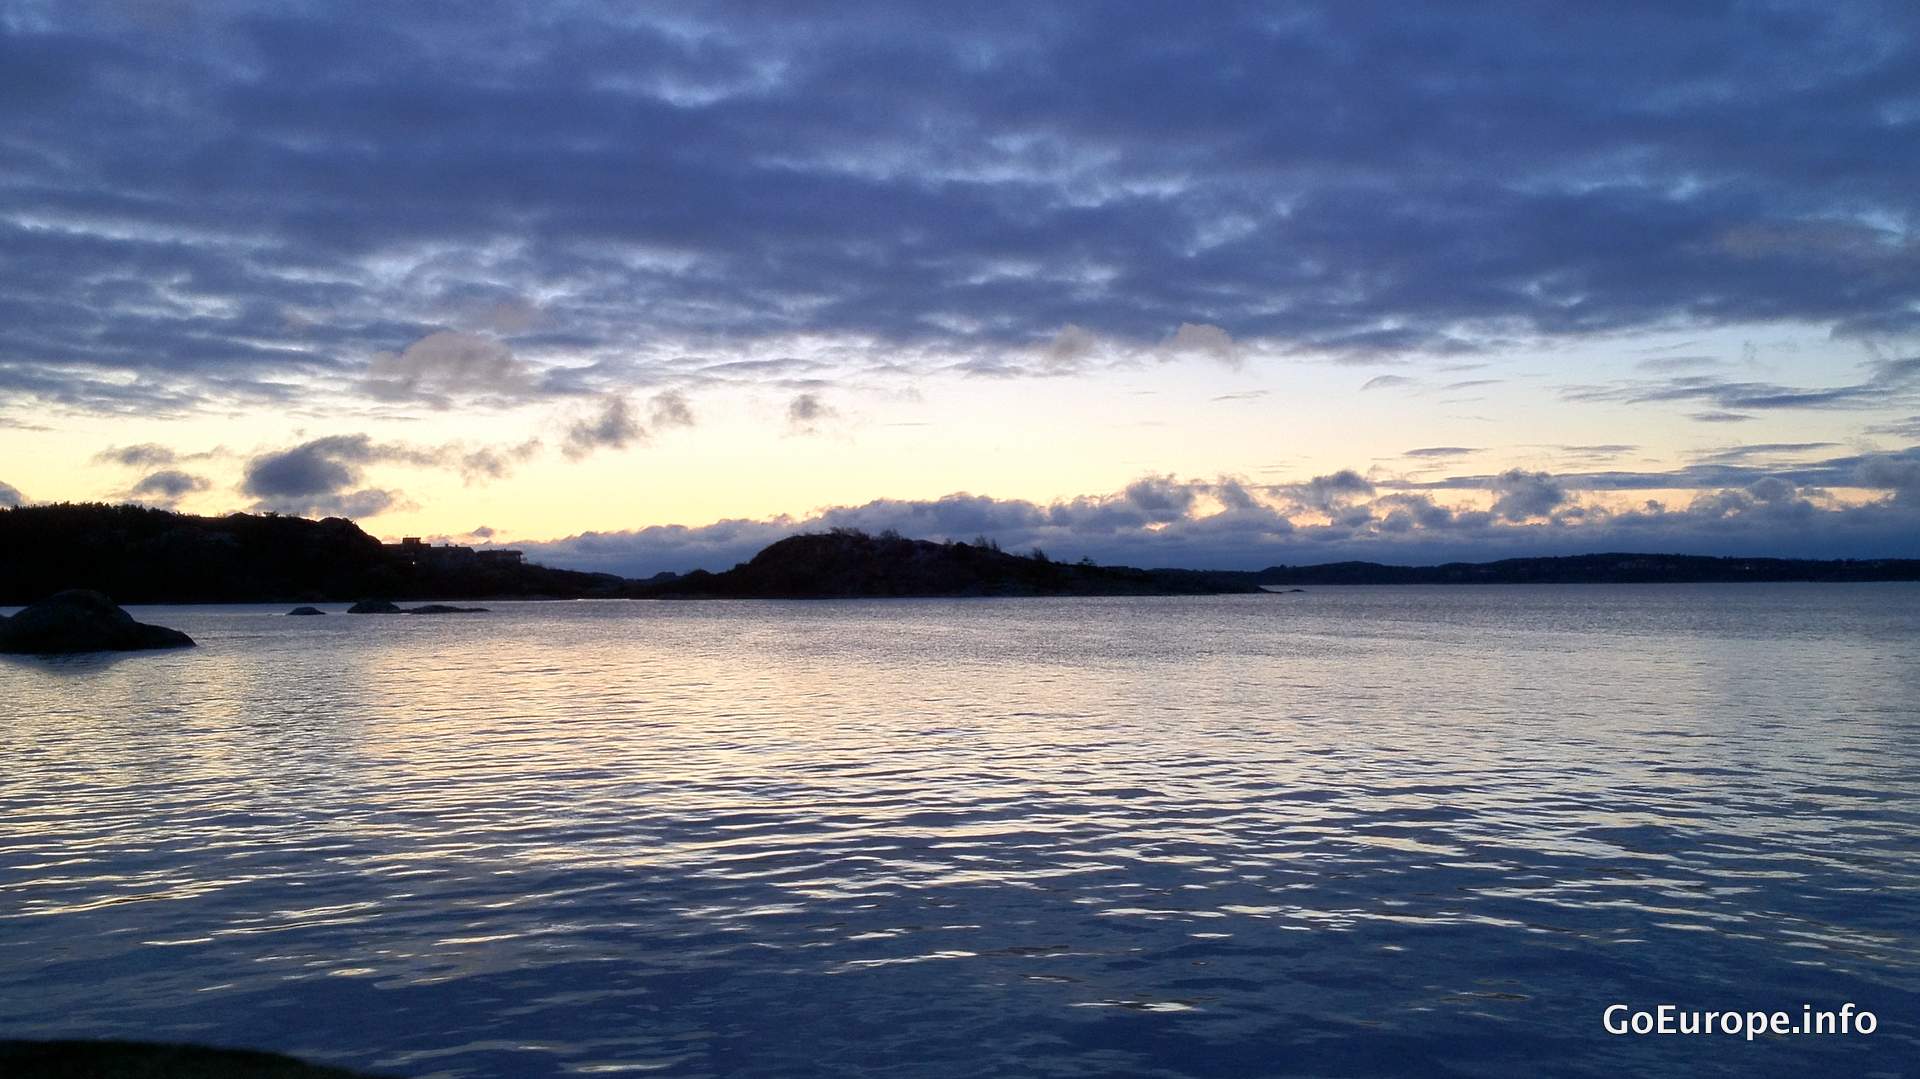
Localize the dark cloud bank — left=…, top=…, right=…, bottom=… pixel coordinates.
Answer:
left=2, top=1, right=1918, bottom=414
left=516, top=449, right=1920, bottom=577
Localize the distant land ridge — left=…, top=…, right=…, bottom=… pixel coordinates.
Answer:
left=4, top=505, right=1918, bottom=605
left=1249, top=553, right=1920, bottom=586
left=0, top=503, right=624, bottom=605
left=648, top=528, right=1260, bottom=597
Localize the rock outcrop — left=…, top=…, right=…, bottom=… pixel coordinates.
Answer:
left=646, top=530, right=1264, bottom=598
left=347, top=599, right=486, bottom=614
left=0, top=590, right=195, bottom=654
left=287, top=606, right=327, bottom=616
left=0, top=1039, right=373, bottom=1077
left=346, top=599, right=402, bottom=614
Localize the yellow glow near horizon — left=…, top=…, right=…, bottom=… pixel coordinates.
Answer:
left=2, top=326, right=1910, bottom=546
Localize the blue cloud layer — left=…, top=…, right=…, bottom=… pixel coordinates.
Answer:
left=3, top=2, right=1917, bottom=413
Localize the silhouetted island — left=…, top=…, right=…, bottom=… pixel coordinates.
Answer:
left=0, top=504, right=625, bottom=605
left=0, top=590, right=194, bottom=654
left=347, top=600, right=489, bottom=614
left=648, top=529, right=1262, bottom=598
left=5, top=505, right=1918, bottom=605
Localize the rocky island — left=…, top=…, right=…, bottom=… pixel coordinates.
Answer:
left=647, top=529, right=1261, bottom=598
left=0, top=506, right=1260, bottom=603
left=7, top=505, right=1919, bottom=608
left=0, top=504, right=625, bottom=605
left=0, top=590, right=194, bottom=654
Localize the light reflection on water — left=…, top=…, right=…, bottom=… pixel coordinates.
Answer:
left=3, top=586, right=1918, bottom=1078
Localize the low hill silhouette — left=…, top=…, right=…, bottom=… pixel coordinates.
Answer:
left=643, top=529, right=1260, bottom=597
left=1250, top=552, right=1920, bottom=586
left=7, top=505, right=1918, bottom=605
left=0, top=504, right=624, bottom=604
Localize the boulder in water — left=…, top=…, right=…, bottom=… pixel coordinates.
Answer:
left=0, top=1039, right=374, bottom=1077
left=287, top=606, right=327, bottom=616
left=346, top=599, right=401, bottom=614
left=405, top=604, right=488, bottom=614
left=0, top=590, right=194, bottom=654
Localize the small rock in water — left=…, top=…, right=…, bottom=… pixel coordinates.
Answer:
left=346, top=599, right=402, bottom=614
left=0, top=591, right=194, bottom=655
left=287, top=606, right=327, bottom=616
left=404, top=604, right=488, bottom=614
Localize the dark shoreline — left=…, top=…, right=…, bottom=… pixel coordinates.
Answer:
left=5, top=505, right=1919, bottom=604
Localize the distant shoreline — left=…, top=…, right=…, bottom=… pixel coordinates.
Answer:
left=1242, top=553, right=1920, bottom=587
left=4, top=505, right=1918, bottom=604
left=7, top=579, right=1904, bottom=614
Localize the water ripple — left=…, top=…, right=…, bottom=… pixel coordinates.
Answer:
left=2, top=586, right=1917, bottom=1077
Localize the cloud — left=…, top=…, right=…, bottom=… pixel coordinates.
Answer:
left=1373, top=493, right=1462, bottom=533
left=1636, top=355, right=1724, bottom=373
left=1162, top=323, right=1241, bottom=367
left=128, top=469, right=211, bottom=505
left=1040, top=325, right=1102, bottom=373
left=1867, top=416, right=1920, bottom=441
left=1691, top=442, right=1839, bottom=464
left=1121, top=475, right=1197, bottom=522
left=0, top=3, right=1916, bottom=418
left=1290, top=469, right=1376, bottom=513
left=563, top=395, right=646, bottom=459
left=560, top=390, right=695, bottom=459
left=241, top=435, right=391, bottom=516
left=1404, top=446, right=1478, bottom=458
left=1555, top=444, right=1637, bottom=458
left=1688, top=411, right=1754, bottom=423
left=93, top=442, right=228, bottom=471
left=239, top=431, right=533, bottom=516
left=433, top=289, right=545, bottom=335
left=1562, top=356, right=1920, bottom=414
left=1856, top=453, right=1920, bottom=505
left=363, top=331, right=537, bottom=407
left=1490, top=469, right=1567, bottom=521
left=515, top=462, right=1920, bottom=577
left=1361, top=375, right=1416, bottom=391
left=650, top=390, right=695, bottom=429
left=1680, top=477, right=1821, bottom=523
left=0, top=480, right=23, bottom=507
left=788, top=392, right=838, bottom=433
left=94, top=443, right=178, bottom=468
left=451, top=439, right=543, bottom=482
left=1377, top=444, right=1920, bottom=498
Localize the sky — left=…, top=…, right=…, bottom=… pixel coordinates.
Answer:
left=2, top=1, right=1918, bottom=574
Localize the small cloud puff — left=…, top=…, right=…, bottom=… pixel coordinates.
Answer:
left=363, top=331, right=537, bottom=407
left=788, top=392, right=838, bottom=433
left=129, top=469, right=211, bottom=505
left=1162, top=323, right=1241, bottom=367
left=562, top=390, right=697, bottom=459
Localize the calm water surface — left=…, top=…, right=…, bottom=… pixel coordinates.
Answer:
left=3, top=586, right=1917, bottom=1077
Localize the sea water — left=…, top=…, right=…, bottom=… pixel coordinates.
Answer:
left=2, top=586, right=1916, bottom=1077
